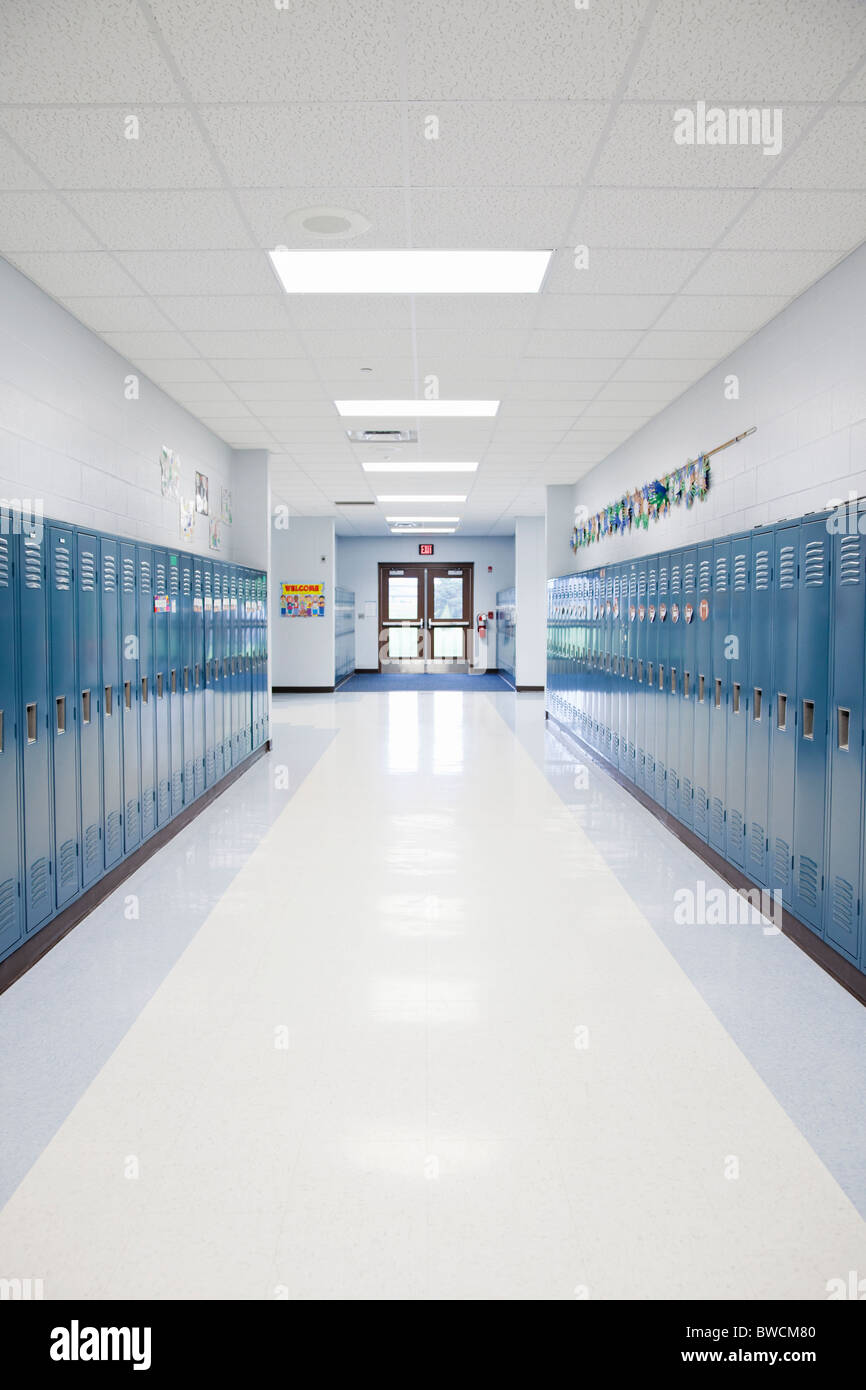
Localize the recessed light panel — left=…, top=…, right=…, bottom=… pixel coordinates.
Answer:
left=269, top=249, right=551, bottom=294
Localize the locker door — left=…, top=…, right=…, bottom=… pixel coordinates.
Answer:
left=100, top=538, right=123, bottom=869
left=263, top=570, right=269, bottom=743
left=222, top=567, right=233, bottom=770
left=793, top=518, right=831, bottom=932
left=193, top=556, right=206, bottom=796
left=244, top=574, right=253, bottom=755
left=120, top=542, right=141, bottom=854
left=204, top=562, right=217, bottom=785
left=745, top=533, right=773, bottom=886
left=827, top=524, right=865, bottom=960
left=153, top=550, right=172, bottom=827
left=610, top=568, right=620, bottom=767
left=0, top=527, right=23, bottom=956
left=726, top=535, right=750, bottom=868
left=76, top=533, right=102, bottom=890
left=645, top=559, right=658, bottom=795
left=168, top=554, right=184, bottom=814
left=665, top=553, right=682, bottom=818
left=137, top=546, right=156, bottom=840
left=693, top=545, right=712, bottom=841
left=635, top=562, right=647, bottom=790
left=708, top=541, right=731, bottom=854
left=231, top=566, right=242, bottom=764
left=768, top=524, right=799, bottom=907
left=654, top=556, right=669, bottom=805
left=604, top=570, right=613, bottom=762
left=19, top=526, right=53, bottom=930
left=625, top=564, right=638, bottom=780
left=179, top=554, right=195, bottom=803
left=48, top=526, right=80, bottom=908
left=216, top=565, right=227, bottom=775
left=678, top=548, right=697, bottom=829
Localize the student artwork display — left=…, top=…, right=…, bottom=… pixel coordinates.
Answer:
left=180, top=497, right=195, bottom=542
left=221, top=487, right=232, bottom=524
left=280, top=583, right=325, bottom=617
left=209, top=519, right=222, bottom=551
left=195, top=471, right=209, bottom=515
left=159, top=446, right=179, bottom=499
left=571, top=456, right=710, bottom=551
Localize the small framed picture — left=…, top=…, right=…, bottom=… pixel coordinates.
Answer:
left=221, top=487, right=232, bottom=524
left=195, top=471, right=209, bottom=515
left=180, top=497, right=195, bottom=541
left=209, top=519, right=222, bottom=552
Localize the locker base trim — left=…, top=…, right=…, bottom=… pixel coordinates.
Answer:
left=546, top=713, right=866, bottom=1011
left=0, top=740, right=272, bottom=998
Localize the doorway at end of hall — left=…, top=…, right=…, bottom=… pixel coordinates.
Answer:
left=378, top=561, right=474, bottom=674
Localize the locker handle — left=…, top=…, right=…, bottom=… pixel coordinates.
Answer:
left=170, top=668, right=177, bottom=695
left=838, top=707, right=850, bottom=751
left=658, top=664, right=664, bottom=691
left=82, top=690, right=91, bottom=725
left=670, top=667, right=677, bottom=695
left=26, top=702, right=37, bottom=743
left=777, top=692, right=787, bottom=731
left=56, top=696, right=66, bottom=733
left=157, top=672, right=164, bottom=699
left=141, top=675, right=148, bottom=704
left=714, top=678, right=722, bottom=709
left=732, top=683, right=741, bottom=715
left=195, top=663, right=201, bottom=688
left=0, top=709, right=3, bottom=752
left=802, top=699, right=815, bottom=741
left=753, top=687, right=762, bottom=721
left=183, top=667, right=190, bottom=693
left=104, top=686, right=113, bottom=717
left=124, top=680, right=132, bottom=711
left=684, top=672, right=690, bottom=700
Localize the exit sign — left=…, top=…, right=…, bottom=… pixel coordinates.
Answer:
left=418, top=543, right=434, bottom=556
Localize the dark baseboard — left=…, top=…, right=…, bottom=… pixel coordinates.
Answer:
left=547, top=713, right=866, bottom=1009
left=0, top=740, right=271, bottom=998
left=354, top=668, right=379, bottom=674
left=516, top=684, right=545, bottom=692
left=272, top=685, right=335, bottom=694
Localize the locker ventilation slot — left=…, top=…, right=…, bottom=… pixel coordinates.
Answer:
left=106, top=812, right=122, bottom=858
left=671, top=564, right=681, bottom=593
left=684, top=562, right=695, bottom=589
left=711, top=797, right=725, bottom=840
left=733, top=554, right=747, bottom=591
left=54, top=545, right=72, bottom=590
left=839, top=535, right=861, bottom=584
left=802, top=699, right=815, bottom=740
left=698, top=560, right=711, bottom=591
left=126, top=800, right=139, bottom=842
left=156, top=562, right=167, bottom=592
left=0, top=536, right=9, bottom=587
left=183, top=567, right=191, bottom=596
left=24, top=539, right=42, bottom=589
left=659, top=568, right=668, bottom=595
left=140, top=557, right=152, bottom=593
left=103, top=552, right=117, bottom=591
left=59, top=839, right=77, bottom=889
left=798, top=855, right=818, bottom=908
left=749, top=822, right=765, bottom=869
left=29, top=857, right=50, bottom=917
left=122, top=555, right=135, bottom=592
left=0, top=877, right=17, bottom=938
left=831, top=878, right=855, bottom=937
left=773, top=838, right=790, bottom=888
left=715, top=556, right=728, bottom=591
left=80, top=549, right=96, bottom=590
left=728, top=809, right=743, bottom=843
left=837, top=707, right=850, bottom=750
left=170, top=566, right=179, bottom=597
left=778, top=545, right=795, bottom=589
left=84, top=824, right=101, bottom=873
left=158, top=781, right=170, bottom=821
left=648, top=571, right=657, bottom=596
left=754, top=550, right=770, bottom=590
left=804, top=540, right=825, bottom=586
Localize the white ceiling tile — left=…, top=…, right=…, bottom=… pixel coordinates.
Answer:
left=155, top=294, right=289, bottom=332
left=215, top=359, right=318, bottom=381
left=576, top=188, right=750, bottom=247
left=612, top=357, right=716, bottom=381
left=682, top=248, right=845, bottom=295
left=165, top=382, right=243, bottom=405
left=0, top=0, right=181, bottom=102
left=236, top=186, right=405, bottom=249
left=518, top=358, right=617, bottom=382
left=526, top=329, right=644, bottom=357
left=626, top=0, right=866, bottom=101
left=200, top=105, right=404, bottom=188
left=0, top=192, right=98, bottom=250
left=115, top=250, right=278, bottom=296
left=408, top=102, right=608, bottom=187
left=633, top=328, right=749, bottom=357
left=405, top=0, right=647, bottom=100
left=594, top=380, right=682, bottom=403
left=149, top=0, right=403, bottom=102
left=6, top=251, right=141, bottom=297
left=136, top=359, right=222, bottom=384
left=63, top=190, right=253, bottom=250
left=594, top=101, right=817, bottom=187
left=61, top=296, right=175, bottom=332
left=721, top=190, right=866, bottom=249
left=0, top=108, right=223, bottom=190
left=410, top=187, right=578, bottom=246
left=413, top=330, right=527, bottom=359
left=184, top=329, right=306, bottom=359
left=543, top=247, right=705, bottom=294
left=300, top=329, right=416, bottom=359
left=652, top=294, right=788, bottom=331
left=232, top=381, right=331, bottom=403
left=0, top=131, right=43, bottom=189
left=101, top=330, right=200, bottom=359
left=535, top=294, right=670, bottom=330
left=769, top=106, right=866, bottom=189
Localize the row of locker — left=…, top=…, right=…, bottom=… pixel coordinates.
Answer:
left=547, top=508, right=866, bottom=978
left=0, top=513, right=269, bottom=968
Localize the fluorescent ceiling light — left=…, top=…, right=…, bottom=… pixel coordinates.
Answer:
left=376, top=494, right=467, bottom=503
left=390, top=527, right=457, bottom=534
left=385, top=516, right=460, bottom=523
left=269, top=249, right=551, bottom=294
left=336, top=400, right=498, bottom=418
left=361, top=461, right=478, bottom=473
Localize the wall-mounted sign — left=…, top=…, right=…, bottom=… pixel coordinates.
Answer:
left=281, top=582, right=325, bottom=617
left=419, top=543, right=434, bottom=556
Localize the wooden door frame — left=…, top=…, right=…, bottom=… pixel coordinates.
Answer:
left=377, top=561, right=475, bottom=673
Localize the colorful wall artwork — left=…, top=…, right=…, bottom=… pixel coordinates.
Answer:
left=280, top=583, right=325, bottom=617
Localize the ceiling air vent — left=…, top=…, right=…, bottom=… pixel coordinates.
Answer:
left=346, top=428, right=418, bottom=444
left=335, top=500, right=375, bottom=506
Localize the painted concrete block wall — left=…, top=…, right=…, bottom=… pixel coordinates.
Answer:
left=336, top=536, right=515, bottom=670
left=546, top=484, right=578, bottom=579
left=270, top=516, right=335, bottom=687
left=0, top=255, right=235, bottom=556
left=514, top=516, right=547, bottom=689
left=555, top=243, right=866, bottom=574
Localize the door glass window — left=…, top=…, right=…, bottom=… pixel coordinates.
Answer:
left=388, top=628, right=419, bottom=659
left=432, top=575, right=463, bottom=619
left=388, top=576, right=418, bottom=619
left=433, top=627, right=464, bottom=659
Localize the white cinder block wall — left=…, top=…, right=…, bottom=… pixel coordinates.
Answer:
left=270, top=516, right=335, bottom=688
left=555, top=243, right=866, bottom=574
left=0, top=256, right=236, bottom=557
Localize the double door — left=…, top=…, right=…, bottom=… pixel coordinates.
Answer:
left=379, top=563, right=473, bottom=673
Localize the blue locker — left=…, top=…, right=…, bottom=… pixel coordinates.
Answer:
left=168, top=554, right=184, bottom=815
left=604, top=570, right=614, bottom=761
left=0, top=526, right=23, bottom=956
left=725, top=534, right=750, bottom=868
left=120, top=542, right=141, bottom=854
left=48, top=525, right=80, bottom=908
left=826, top=522, right=865, bottom=960
left=100, top=538, right=123, bottom=869
left=625, top=563, right=638, bottom=781
left=645, top=559, right=658, bottom=794
left=654, top=555, right=669, bottom=805
left=708, top=540, right=731, bottom=854
left=635, top=560, right=647, bottom=790
left=204, top=562, right=217, bottom=785
left=220, top=566, right=232, bottom=770
left=76, top=533, right=102, bottom=890
left=137, top=546, right=156, bottom=840
left=693, top=544, right=712, bottom=840
left=214, top=565, right=226, bottom=776
left=678, top=548, right=697, bottom=829
left=19, top=524, right=53, bottom=930
left=768, top=523, right=799, bottom=906
left=745, top=531, right=773, bottom=886
left=231, top=566, right=242, bottom=765
left=793, top=517, right=831, bottom=933
left=152, top=550, right=172, bottom=827
left=179, top=554, right=195, bottom=803
left=243, top=573, right=254, bottom=755
left=665, top=553, right=682, bottom=818
left=193, top=556, right=206, bottom=797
